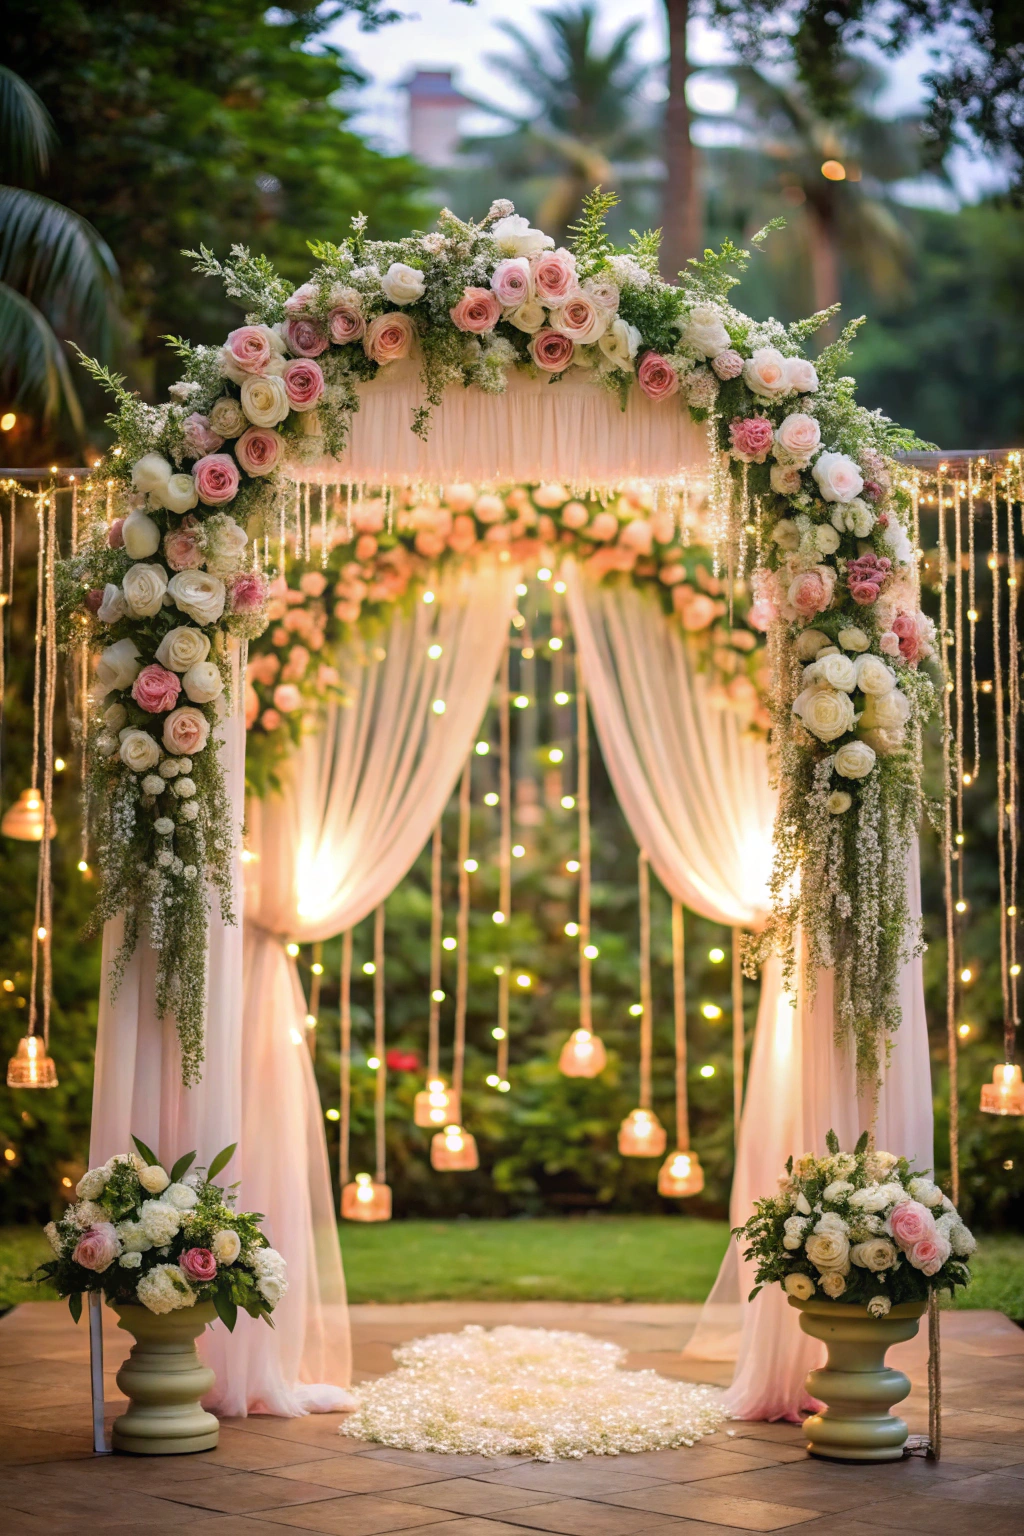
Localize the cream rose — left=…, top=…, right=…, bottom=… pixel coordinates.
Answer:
left=854, top=653, right=897, bottom=696
left=163, top=706, right=211, bottom=756
left=212, top=1228, right=242, bottom=1265
left=119, top=730, right=161, bottom=774
left=161, top=473, right=200, bottom=515
left=794, top=628, right=829, bottom=660
left=203, top=515, right=248, bottom=577
left=804, top=1230, right=850, bottom=1272
left=155, top=626, right=211, bottom=673
left=812, top=452, right=865, bottom=504
left=860, top=689, right=910, bottom=730
left=770, top=464, right=803, bottom=495
left=76, top=1167, right=109, bottom=1200
left=122, top=562, right=169, bottom=618
left=209, top=396, right=248, bottom=438
left=681, top=304, right=730, bottom=358
left=834, top=740, right=877, bottom=779
left=784, top=1272, right=816, bottom=1300
left=819, top=1270, right=847, bottom=1298
left=775, top=412, right=821, bottom=464
left=793, top=686, right=855, bottom=742
left=122, top=511, right=161, bottom=559
left=181, top=661, right=224, bottom=704
left=815, top=652, right=858, bottom=692
left=240, top=372, right=289, bottom=428
left=95, top=637, right=142, bottom=693
left=743, top=347, right=791, bottom=399
left=504, top=298, right=547, bottom=334
left=131, top=452, right=172, bottom=494
left=167, top=570, right=226, bottom=626
left=97, top=583, right=126, bottom=624
left=138, top=1164, right=170, bottom=1194
left=827, top=791, right=852, bottom=814
left=787, top=358, right=819, bottom=392
left=838, top=626, right=870, bottom=652
left=815, top=524, right=841, bottom=556
left=831, top=497, right=875, bottom=537
left=851, top=1238, right=898, bottom=1271
left=598, top=316, right=642, bottom=371
left=381, top=262, right=426, bottom=305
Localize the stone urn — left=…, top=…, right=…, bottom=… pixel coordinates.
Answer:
left=788, top=1296, right=927, bottom=1461
left=111, top=1301, right=219, bottom=1454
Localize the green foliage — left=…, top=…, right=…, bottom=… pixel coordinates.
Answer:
left=681, top=221, right=783, bottom=303
left=567, top=188, right=620, bottom=275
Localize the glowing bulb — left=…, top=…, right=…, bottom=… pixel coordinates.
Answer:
left=561, top=795, right=575, bottom=809
left=492, top=1026, right=505, bottom=1040
left=286, top=942, right=300, bottom=957
left=967, top=609, right=978, bottom=622
left=53, top=758, right=65, bottom=772
left=464, top=858, right=478, bottom=872
left=958, top=1023, right=971, bottom=1037
left=2, top=980, right=12, bottom=992
left=492, top=910, right=506, bottom=924
left=514, top=694, right=529, bottom=709
left=305, top=1013, right=316, bottom=1028
left=554, top=580, right=566, bottom=594
left=629, top=1003, right=643, bottom=1017
left=367, top=1056, right=380, bottom=1069
left=1012, top=964, right=1021, bottom=977
left=537, top=568, right=552, bottom=581
left=554, top=690, right=570, bottom=705
left=0, top=413, right=16, bottom=431
left=423, top=589, right=435, bottom=604
left=709, top=947, right=725, bottom=963
left=702, top=1003, right=722, bottom=1020
left=821, top=159, right=846, bottom=180
left=498, top=1080, right=510, bottom=1092
left=289, top=1028, right=303, bottom=1045
left=548, top=747, right=564, bottom=763
left=77, top=860, right=89, bottom=873
left=494, top=964, right=505, bottom=975
left=960, top=968, right=972, bottom=983
left=955, top=900, right=967, bottom=913
left=432, top=988, right=445, bottom=1002
left=700, top=1064, right=715, bottom=1078
left=312, top=962, right=324, bottom=975
left=432, top=699, right=445, bottom=714
left=326, top=1107, right=340, bottom=1121
left=549, top=636, right=563, bottom=651
left=566, top=860, right=580, bottom=873
left=442, top=936, right=457, bottom=951
left=475, top=741, right=490, bottom=755
left=522, top=646, right=534, bottom=659
left=564, top=922, right=579, bottom=937
left=516, top=582, right=528, bottom=596
left=36, top=927, right=46, bottom=941
left=516, top=973, right=531, bottom=987
left=486, top=1073, right=500, bottom=1086
left=955, top=833, right=965, bottom=845
left=1009, top=906, right=1018, bottom=916
left=484, top=792, right=499, bottom=806
left=512, top=844, right=525, bottom=858
left=427, top=643, right=442, bottom=659
left=583, top=944, right=598, bottom=959
left=363, top=961, right=376, bottom=975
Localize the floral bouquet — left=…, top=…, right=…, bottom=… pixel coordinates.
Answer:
left=734, top=1131, right=974, bottom=1316
left=36, top=1138, right=286, bottom=1330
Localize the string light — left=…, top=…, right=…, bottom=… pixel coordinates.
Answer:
left=513, top=694, right=529, bottom=709
left=484, top=792, right=499, bottom=806
left=709, top=947, right=725, bottom=963
left=475, top=741, right=490, bottom=755
left=286, top=942, right=299, bottom=957
left=464, top=858, right=478, bottom=872
left=537, top=568, right=552, bottom=581
left=702, top=1003, right=722, bottom=1020
left=427, top=644, right=442, bottom=659
left=548, top=637, right=563, bottom=651
left=432, top=699, right=446, bottom=714
left=442, top=936, right=457, bottom=950
left=548, top=748, right=564, bottom=763
left=561, top=795, right=575, bottom=809
left=362, top=960, right=376, bottom=975
left=512, top=844, right=525, bottom=858
left=554, top=691, right=570, bottom=705
left=564, top=922, right=579, bottom=937
left=700, top=1064, right=715, bottom=1078
left=566, top=860, right=580, bottom=873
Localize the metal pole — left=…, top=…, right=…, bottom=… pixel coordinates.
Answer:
left=88, top=1293, right=110, bottom=1454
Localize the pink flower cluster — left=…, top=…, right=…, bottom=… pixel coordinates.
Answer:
left=180, top=1247, right=217, bottom=1284
left=846, top=552, right=892, bottom=606
left=888, top=1200, right=950, bottom=1277
left=728, top=415, right=774, bottom=463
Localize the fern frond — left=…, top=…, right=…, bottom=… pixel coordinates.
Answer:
left=567, top=187, right=619, bottom=273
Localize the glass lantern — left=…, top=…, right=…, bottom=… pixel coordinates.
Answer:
left=980, top=1062, right=1024, bottom=1116
left=414, top=1078, right=460, bottom=1128
left=618, top=1107, right=667, bottom=1157
left=558, top=1028, right=607, bottom=1078
left=1, top=788, right=55, bottom=841
left=341, top=1172, right=392, bottom=1221
left=7, top=1034, right=58, bottom=1089
left=658, top=1148, right=705, bottom=1197
left=430, top=1124, right=479, bottom=1171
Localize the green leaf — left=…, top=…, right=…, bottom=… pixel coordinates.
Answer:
left=132, top=1134, right=160, bottom=1166
left=854, top=1130, right=870, bottom=1155
left=170, top=1151, right=197, bottom=1183
left=825, top=1129, right=840, bottom=1156
left=68, top=1292, right=82, bottom=1324
left=207, top=1143, right=237, bottom=1182
left=213, top=1291, right=238, bottom=1333
left=785, top=1155, right=793, bottom=1175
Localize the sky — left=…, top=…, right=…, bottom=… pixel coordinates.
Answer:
left=321, top=0, right=1003, bottom=205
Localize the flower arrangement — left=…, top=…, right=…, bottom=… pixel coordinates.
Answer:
left=734, top=1130, right=974, bottom=1314
left=36, top=1138, right=286, bottom=1331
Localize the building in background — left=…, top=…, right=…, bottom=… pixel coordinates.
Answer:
left=403, top=69, right=472, bottom=167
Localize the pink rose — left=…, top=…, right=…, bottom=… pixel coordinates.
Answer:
left=448, top=515, right=477, bottom=554
left=225, top=325, right=274, bottom=375
left=862, top=479, right=885, bottom=503
left=329, top=303, right=366, bottom=344
left=747, top=598, right=776, bottom=631
left=284, top=282, right=316, bottom=316
left=474, top=493, right=505, bottom=524
left=85, top=587, right=104, bottom=613
left=445, top=485, right=476, bottom=513
left=528, top=329, right=574, bottom=373
left=879, top=631, right=901, bottom=656
left=299, top=571, right=328, bottom=597
left=179, top=1247, right=217, bottom=1284
left=107, top=518, right=125, bottom=549
left=620, top=519, right=653, bottom=555
left=285, top=316, right=328, bottom=358
left=132, top=663, right=182, bottom=713
left=532, top=249, right=577, bottom=304
left=229, top=570, right=269, bottom=616
left=888, top=1199, right=935, bottom=1251
left=676, top=590, right=718, bottom=630
left=774, top=412, right=821, bottom=464
left=282, top=359, right=325, bottom=412
left=73, top=1223, right=119, bottom=1273
left=282, top=644, right=310, bottom=681
left=235, top=426, right=285, bottom=477
left=561, top=501, right=589, bottom=529
left=588, top=512, right=619, bottom=542
left=182, top=413, right=224, bottom=458
left=414, top=530, right=446, bottom=558
left=248, top=653, right=280, bottom=684
left=490, top=257, right=533, bottom=306
left=164, top=516, right=203, bottom=571
left=787, top=566, right=836, bottom=619
left=334, top=600, right=360, bottom=623
left=193, top=453, right=239, bottom=506
left=551, top=293, right=604, bottom=344
left=909, top=1235, right=951, bottom=1276
left=355, top=534, right=378, bottom=562
left=245, top=683, right=260, bottom=728
left=273, top=683, right=301, bottom=712
left=260, top=708, right=281, bottom=730
left=163, top=705, right=211, bottom=756
left=449, top=286, right=502, bottom=333
left=364, top=312, right=414, bottom=365
left=637, top=352, right=680, bottom=402
left=711, top=349, right=744, bottom=381
left=849, top=581, right=879, bottom=606
left=659, top=564, right=686, bottom=586
left=729, top=415, right=774, bottom=464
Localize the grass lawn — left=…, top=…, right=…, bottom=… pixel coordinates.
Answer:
left=3, top=1220, right=1022, bottom=1317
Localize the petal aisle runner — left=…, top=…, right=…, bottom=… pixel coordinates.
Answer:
left=341, top=1325, right=726, bottom=1459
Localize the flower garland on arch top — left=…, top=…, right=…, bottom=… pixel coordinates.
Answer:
left=243, top=480, right=771, bottom=798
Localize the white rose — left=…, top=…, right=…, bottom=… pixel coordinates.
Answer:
left=122, top=511, right=161, bottom=559
left=849, top=1184, right=889, bottom=1213
left=122, top=562, right=169, bottom=618
left=786, top=357, right=819, bottom=393
left=882, top=517, right=913, bottom=566
left=209, top=396, right=248, bottom=438
left=240, top=372, right=290, bottom=428
left=804, top=1230, right=850, bottom=1271
left=490, top=214, right=555, bottom=258
left=775, top=412, right=821, bottom=464
left=770, top=464, right=803, bottom=495
left=138, top=1163, right=170, bottom=1194
left=855, top=654, right=897, bottom=696
left=860, top=689, right=911, bottom=730
left=212, top=1229, right=241, bottom=1265
left=819, top=1270, right=847, bottom=1298
left=815, top=524, right=841, bottom=556
left=131, top=453, right=173, bottom=494
left=784, top=1272, right=816, bottom=1300
left=167, top=570, right=226, bottom=625
left=831, top=498, right=875, bottom=537
left=834, top=740, right=877, bottom=779
left=772, top=518, right=801, bottom=551
left=815, top=652, right=858, bottom=693
left=812, top=452, right=864, bottom=504
left=76, top=1167, right=109, bottom=1200
left=97, top=583, right=127, bottom=624
left=181, top=660, right=224, bottom=704
left=381, top=261, right=426, bottom=305
left=202, top=515, right=248, bottom=577
left=815, top=1211, right=849, bottom=1235
left=827, top=791, right=852, bottom=814
left=155, top=625, right=211, bottom=672
left=504, top=298, right=547, bottom=334
left=743, top=347, right=791, bottom=399
left=118, top=729, right=160, bottom=774
left=159, top=474, right=199, bottom=515
left=597, top=316, right=642, bottom=371
left=681, top=304, right=730, bottom=358
left=793, top=686, right=856, bottom=742
left=116, top=1219, right=153, bottom=1254
left=838, top=626, right=870, bottom=652
left=140, top=1199, right=181, bottom=1246
left=867, top=1295, right=891, bottom=1317
left=794, top=628, right=829, bottom=660
left=851, top=1238, right=898, bottom=1271
left=161, top=1181, right=198, bottom=1211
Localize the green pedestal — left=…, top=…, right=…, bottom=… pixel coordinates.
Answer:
left=789, top=1296, right=927, bottom=1461
left=111, top=1301, right=219, bottom=1455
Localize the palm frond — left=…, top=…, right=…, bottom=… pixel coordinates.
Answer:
left=0, top=65, right=55, bottom=181
left=0, top=281, right=85, bottom=435
left=0, top=186, right=120, bottom=356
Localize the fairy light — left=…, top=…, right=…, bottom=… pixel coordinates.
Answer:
left=937, top=471, right=959, bottom=1202
left=496, top=644, right=512, bottom=1082
left=475, top=741, right=489, bottom=755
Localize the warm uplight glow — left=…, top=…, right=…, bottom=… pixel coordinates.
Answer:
left=821, top=160, right=846, bottom=180
left=0, top=413, right=16, bottom=431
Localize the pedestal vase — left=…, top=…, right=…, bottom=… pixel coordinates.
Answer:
left=789, top=1296, right=927, bottom=1461
left=111, top=1301, right=219, bottom=1454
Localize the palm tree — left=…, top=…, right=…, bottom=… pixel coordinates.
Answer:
left=0, top=65, right=120, bottom=442
left=662, top=0, right=701, bottom=279
left=457, top=3, right=660, bottom=243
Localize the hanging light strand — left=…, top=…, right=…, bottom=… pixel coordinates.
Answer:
left=672, top=902, right=689, bottom=1148
left=953, top=482, right=966, bottom=913
left=453, top=758, right=471, bottom=1104
left=967, top=465, right=981, bottom=780
left=732, top=928, right=745, bottom=1142
left=427, top=820, right=443, bottom=1082
left=339, top=929, right=352, bottom=1192
left=991, top=475, right=1011, bottom=1060
left=496, top=644, right=511, bottom=1081
left=1005, top=470, right=1020, bottom=1032
left=373, top=905, right=386, bottom=1183
left=937, top=477, right=959, bottom=1201
left=638, top=851, right=653, bottom=1109
left=577, top=654, right=592, bottom=1036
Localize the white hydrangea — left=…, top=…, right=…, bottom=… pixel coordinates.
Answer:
left=823, top=1179, right=854, bottom=1202
left=44, top=1220, right=62, bottom=1255
left=161, top=1181, right=198, bottom=1211
left=251, top=1246, right=288, bottom=1307
left=137, top=1263, right=196, bottom=1315
left=908, top=1177, right=944, bottom=1208
left=140, top=1199, right=181, bottom=1246
left=116, top=1220, right=154, bottom=1253
left=119, top=1252, right=143, bottom=1269
left=72, top=1199, right=108, bottom=1228
left=76, top=1167, right=109, bottom=1201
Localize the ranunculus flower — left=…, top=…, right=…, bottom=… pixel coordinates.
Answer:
left=73, top=1223, right=119, bottom=1273
left=282, top=359, right=324, bottom=413
left=827, top=791, right=852, bottom=813
left=711, top=349, right=744, bottom=381
left=682, top=304, right=730, bottom=358
left=598, top=317, right=641, bottom=371
left=491, top=256, right=533, bottom=306
left=743, top=347, right=791, bottom=399
left=163, top=516, right=203, bottom=571
left=229, top=571, right=269, bottom=615
left=182, top=413, right=224, bottom=458
left=637, top=352, right=680, bottom=401
left=168, top=570, right=226, bottom=625
left=122, top=510, right=161, bottom=559
left=364, top=312, right=415, bottom=364
left=223, top=324, right=281, bottom=377
left=855, top=653, right=897, bottom=696
left=528, top=329, right=575, bottom=373
left=729, top=415, right=774, bottom=463
left=532, top=248, right=577, bottom=304
left=155, top=625, right=210, bottom=673
left=793, top=685, right=855, bottom=742
left=819, top=1270, right=847, bottom=1298
left=328, top=303, right=366, bottom=344
left=381, top=262, right=425, bottom=305
left=209, top=396, right=248, bottom=438
left=119, top=729, right=161, bottom=774
left=285, top=316, right=329, bottom=357
left=450, top=286, right=502, bottom=333
left=812, top=451, right=865, bottom=504
left=132, top=663, right=182, bottom=714
left=770, top=464, right=803, bottom=495
left=163, top=706, right=211, bottom=756
left=182, top=661, right=224, bottom=704
left=549, top=293, right=606, bottom=345
left=95, top=637, right=142, bottom=693
left=193, top=453, right=240, bottom=506
left=240, top=373, right=289, bottom=429
left=131, top=453, right=173, bottom=494
left=784, top=1272, right=815, bottom=1299
left=834, top=739, right=877, bottom=779
left=815, top=652, right=858, bottom=692
left=122, top=563, right=169, bottom=618
left=236, top=426, right=286, bottom=476
left=786, top=565, right=835, bottom=619
left=775, top=413, right=821, bottom=465
left=179, top=1247, right=217, bottom=1284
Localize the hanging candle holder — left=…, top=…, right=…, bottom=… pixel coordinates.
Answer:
left=558, top=1028, right=606, bottom=1077
left=618, top=1106, right=667, bottom=1157
left=414, top=1078, right=459, bottom=1128
left=416, top=821, right=448, bottom=1128
left=430, top=1123, right=479, bottom=1171
left=658, top=901, right=702, bottom=1196
left=6, top=1032, right=58, bottom=1089
left=341, top=1172, right=392, bottom=1222
left=658, top=1148, right=704, bottom=1197
left=620, top=851, right=664, bottom=1157
left=1, top=788, right=55, bottom=840
left=980, top=1062, right=1024, bottom=1116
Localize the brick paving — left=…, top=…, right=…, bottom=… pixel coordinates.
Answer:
left=1, top=1299, right=1021, bottom=1535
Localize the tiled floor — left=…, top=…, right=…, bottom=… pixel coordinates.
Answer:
left=1, top=1299, right=1022, bottom=1535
